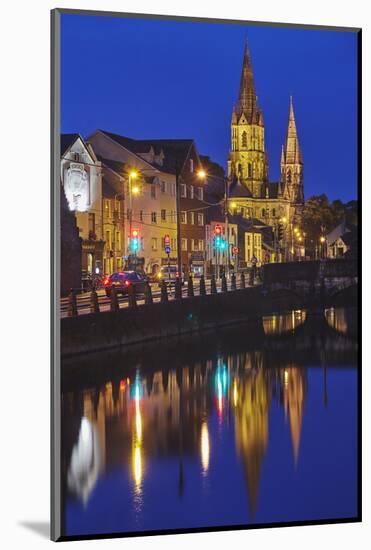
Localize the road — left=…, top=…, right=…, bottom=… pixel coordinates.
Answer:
left=60, top=279, right=255, bottom=318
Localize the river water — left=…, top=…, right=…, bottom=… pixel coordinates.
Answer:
left=61, top=307, right=358, bottom=537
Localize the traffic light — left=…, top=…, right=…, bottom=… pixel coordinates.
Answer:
left=277, top=223, right=284, bottom=242
left=130, top=228, right=140, bottom=252
left=214, top=225, right=222, bottom=236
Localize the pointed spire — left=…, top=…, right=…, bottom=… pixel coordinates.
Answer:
left=284, top=96, right=302, bottom=164
left=280, top=144, right=285, bottom=166
left=237, top=36, right=258, bottom=122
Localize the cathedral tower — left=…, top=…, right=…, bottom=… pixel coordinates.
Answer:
left=228, top=38, right=268, bottom=198
left=280, top=97, right=304, bottom=205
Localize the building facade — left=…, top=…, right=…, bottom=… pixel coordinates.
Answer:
left=88, top=131, right=206, bottom=277
left=61, top=134, right=105, bottom=279
left=227, top=39, right=305, bottom=259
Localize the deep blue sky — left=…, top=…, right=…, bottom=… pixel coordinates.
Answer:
left=61, top=14, right=358, bottom=201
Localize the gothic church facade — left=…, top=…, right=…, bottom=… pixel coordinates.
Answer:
left=227, top=38, right=304, bottom=247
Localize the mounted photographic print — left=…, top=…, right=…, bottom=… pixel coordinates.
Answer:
left=51, top=8, right=361, bottom=542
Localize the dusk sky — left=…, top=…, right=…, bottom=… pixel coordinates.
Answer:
left=61, top=13, right=358, bottom=202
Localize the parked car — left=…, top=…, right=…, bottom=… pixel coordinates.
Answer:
left=103, top=271, right=147, bottom=297
left=155, top=265, right=183, bottom=285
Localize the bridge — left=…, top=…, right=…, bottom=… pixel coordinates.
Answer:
left=261, top=259, right=358, bottom=312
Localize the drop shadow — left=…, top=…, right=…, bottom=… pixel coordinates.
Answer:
left=19, top=521, right=50, bottom=539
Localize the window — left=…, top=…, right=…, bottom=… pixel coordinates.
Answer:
left=197, top=213, right=204, bottom=226
left=171, top=238, right=177, bottom=250
left=262, top=209, right=266, bottom=217
left=105, top=199, right=111, bottom=218
left=116, top=231, right=121, bottom=250
left=191, top=239, right=203, bottom=252
left=242, top=131, right=247, bottom=147
left=180, top=184, right=187, bottom=198
left=189, top=211, right=195, bottom=225
left=140, top=210, right=143, bottom=222
left=181, top=238, right=187, bottom=251
left=189, top=158, right=194, bottom=172
left=160, top=181, right=166, bottom=193
left=248, top=163, right=252, bottom=178
left=161, top=209, right=166, bottom=221
left=88, top=213, right=95, bottom=233
left=189, top=185, right=194, bottom=199
left=287, top=169, right=292, bottom=183
left=105, top=230, right=111, bottom=249
left=272, top=208, right=276, bottom=217
left=151, top=212, right=157, bottom=224
left=199, top=239, right=204, bottom=251
left=151, top=185, right=157, bottom=199
left=181, top=211, right=187, bottom=224
left=151, top=238, right=158, bottom=251
left=197, top=187, right=204, bottom=201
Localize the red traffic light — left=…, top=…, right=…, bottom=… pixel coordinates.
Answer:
left=131, top=228, right=139, bottom=238
left=214, top=224, right=222, bottom=235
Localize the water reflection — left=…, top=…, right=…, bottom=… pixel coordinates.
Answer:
left=62, top=308, right=358, bottom=535
left=263, top=310, right=306, bottom=335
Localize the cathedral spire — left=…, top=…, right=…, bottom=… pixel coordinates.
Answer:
left=237, top=36, right=258, bottom=122
left=284, top=96, right=302, bottom=164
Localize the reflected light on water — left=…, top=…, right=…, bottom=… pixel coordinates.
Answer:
left=233, top=379, right=238, bottom=407
left=132, top=376, right=144, bottom=501
left=200, top=421, right=210, bottom=474
left=263, top=310, right=306, bottom=335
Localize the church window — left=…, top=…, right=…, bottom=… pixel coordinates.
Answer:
left=248, top=163, right=252, bottom=178
left=242, top=131, right=247, bottom=148
left=287, top=169, right=292, bottom=183
left=272, top=208, right=276, bottom=217
left=262, top=209, right=266, bottom=217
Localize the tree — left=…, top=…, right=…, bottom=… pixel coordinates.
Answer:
left=302, top=194, right=358, bottom=257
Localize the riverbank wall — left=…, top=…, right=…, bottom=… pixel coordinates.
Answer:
left=61, top=286, right=268, bottom=357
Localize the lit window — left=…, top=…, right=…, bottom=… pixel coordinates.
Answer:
left=181, top=211, right=187, bottom=224
left=151, top=212, right=157, bottom=224
left=197, top=213, right=204, bottom=226
left=189, top=185, right=194, bottom=199
left=189, top=212, right=195, bottom=225
left=181, top=238, right=187, bottom=251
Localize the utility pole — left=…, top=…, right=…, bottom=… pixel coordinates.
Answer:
left=175, top=163, right=183, bottom=281
left=224, top=177, right=230, bottom=277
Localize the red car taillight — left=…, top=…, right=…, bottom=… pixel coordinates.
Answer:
left=103, top=277, right=110, bottom=286
left=124, top=280, right=130, bottom=287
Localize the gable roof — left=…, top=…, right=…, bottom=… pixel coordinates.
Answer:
left=97, top=130, right=197, bottom=174
left=61, top=133, right=98, bottom=164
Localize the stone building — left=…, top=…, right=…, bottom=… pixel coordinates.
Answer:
left=61, top=134, right=105, bottom=278
left=227, top=38, right=305, bottom=259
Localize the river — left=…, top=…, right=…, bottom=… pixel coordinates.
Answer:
left=61, top=307, right=358, bottom=537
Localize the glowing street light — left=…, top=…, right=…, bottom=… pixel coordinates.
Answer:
left=197, top=169, right=207, bottom=180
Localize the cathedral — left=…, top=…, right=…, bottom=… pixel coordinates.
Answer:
left=227, top=38, right=305, bottom=255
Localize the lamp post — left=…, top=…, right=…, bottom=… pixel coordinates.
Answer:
left=197, top=170, right=231, bottom=277
left=175, top=163, right=183, bottom=281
